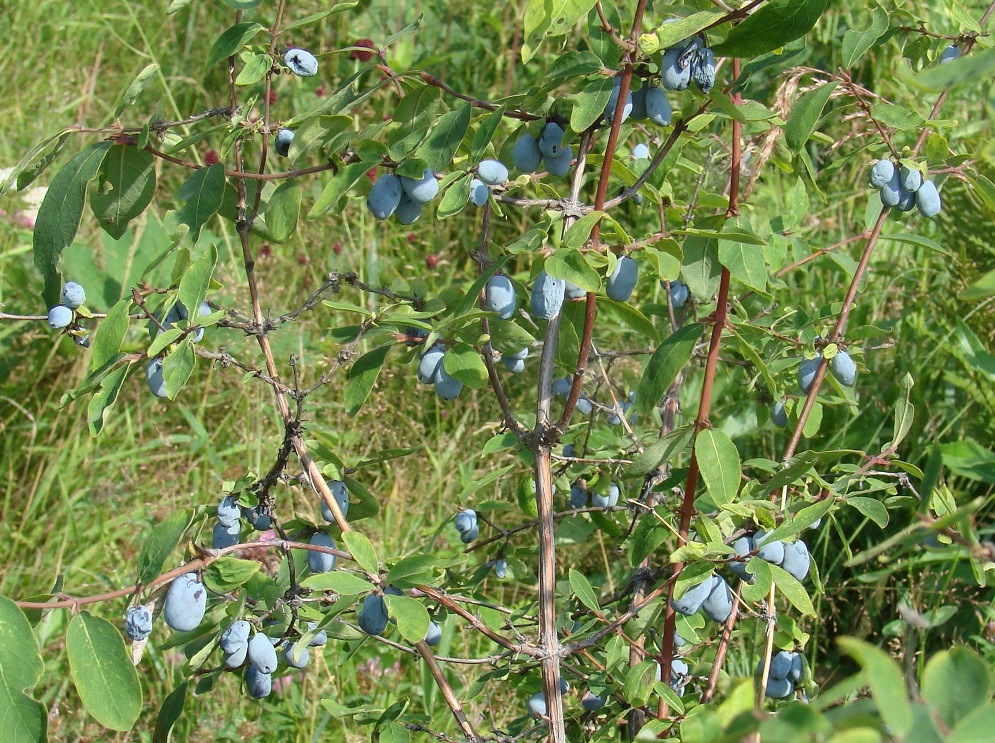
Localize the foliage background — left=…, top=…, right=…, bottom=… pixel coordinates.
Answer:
left=1, top=0, right=994, bottom=740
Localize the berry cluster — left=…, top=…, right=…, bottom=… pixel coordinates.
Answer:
left=513, top=122, right=573, bottom=176
left=757, top=650, right=805, bottom=699
left=869, top=160, right=941, bottom=218
left=46, top=281, right=90, bottom=347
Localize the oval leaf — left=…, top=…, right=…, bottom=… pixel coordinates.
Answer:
left=695, top=429, right=741, bottom=506
left=67, top=613, right=142, bottom=731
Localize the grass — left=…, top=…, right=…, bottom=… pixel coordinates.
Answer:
left=2, top=0, right=995, bottom=740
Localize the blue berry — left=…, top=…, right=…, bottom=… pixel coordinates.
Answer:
left=530, top=270, right=565, bottom=320
left=367, top=173, right=403, bottom=219
left=163, top=573, right=206, bottom=632
left=307, top=532, right=337, bottom=574
left=538, top=123, right=565, bottom=158
left=284, top=48, right=318, bottom=77
left=830, top=350, right=856, bottom=386
left=400, top=169, right=438, bottom=203
left=469, top=178, right=489, bottom=206
left=47, top=305, right=73, bottom=329
left=274, top=129, right=294, bottom=157
left=477, top=159, right=509, bottom=185
left=486, top=274, right=518, bottom=319
left=513, top=133, right=543, bottom=172
left=246, top=665, right=272, bottom=698
left=869, top=160, right=895, bottom=189
left=125, top=605, right=153, bottom=642
left=606, top=256, right=638, bottom=302
left=916, top=180, right=941, bottom=218
left=212, top=520, right=241, bottom=550
left=217, top=496, right=241, bottom=527
left=544, top=146, right=573, bottom=177
left=247, top=633, right=278, bottom=674
left=61, top=282, right=86, bottom=308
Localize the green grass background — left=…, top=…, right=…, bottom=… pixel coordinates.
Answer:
left=1, top=0, right=995, bottom=740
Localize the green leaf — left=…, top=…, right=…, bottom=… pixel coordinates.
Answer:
left=718, top=219, right=767, bottom=293
left=569, top=569, right=601, bottom=614
left=416, top=103, right=471, bottom=172
left=784, top=81, right=838, bottom=153
left=203, top=557, right=260, bottom=592
left=544, top=248, right=602, bottom=292
left=236, top=52, right=272, bottom=87
left=207, top=22, right=265, bottom=68
left=470, top=106, right=506, bottom=164
left=283, top=2, right=359, bottom=32
left=87, top=362, right=131, bottom=436
left=0, top=596, right=47, bottom=743
left=959, top=266, right=995, bottom=301
left=303, top=571, right=375, bottom=595
left=166, top=0, right=194, bottom=13
left=162, top=339, right=197, bottom=399
left=115, top=63, right=160, bottom=117
left=442, top=343, right=488, bottom=389
left=842, top=6, right=888, bottom=67
left=67, top=613, right=142, bottom=731
left=386, top=555, right=440, bottom=588
left=33, top=142, right=112, bottom=306
left=728, top=326, right=776, bottom=396
left=0, top=129, right=71, bottom=198
left=377, top=721, right=411, bottom=743
left=344, top=477, right=381, bottom=521
left=137, top=510, right=193, bottom=585
left=342, top=531, right=379, bottom=576
left=837, top=638, right=912, bottom=737
left=915, top=48, right=995, bottom=93
left=628, top=516, right=669, bottom=566
left=599, top=297, right=660, bottom=343
left=383, top=594, right=430, bottom=643
left=627, top=424, right=695, bottom=478
left=741, top=558, right=773, bottom=604
left=91, top=146, right=157, bottom=239
left=922, top=648, right=991, bottom=729
left=681, top=235, right=721, bottom=301
left=309, top=162, right=373, bottom=219
left=178, top=245, right=218, bottom=323
left=265, top=179, right=302, bottom=242
left=695, top=429, right=741, bottom=506
left=624, top=660, right=658, bottom=707
left=641, top=11, right=725, bottom=55
left=764, top=498, right=834, bottom=543
left=174, top=164, right=225, bottom=244
left=872, top=102, right=924, bottom=130
left=546, top=52, right=604, bottom=83
left=220, top=0, right=264, bottom=7
left=153, top=682, right=187, bottom=743
left=885, top=372, right=915, bottom=450
left=634, top=324, right=704, bottom=418
left=91, top=297, right=132, bottom=372
left=345, top=344, right=391, bottom=416
left=522, top=0, right=598, bottom=62
left=570, top=76, right=613, bottom=133
left=951, top=706, right=995, bottom=743
left=437, top=172, right=472, bottom=218
left=712, top=0, right=830, bottom=57
left=768, top=564, right=815, bottom=616
left=847, top=496, right=889, bottom=528
left=148, top=328, right=184, bottom=359
left=562, top=211, right=604, bottom=250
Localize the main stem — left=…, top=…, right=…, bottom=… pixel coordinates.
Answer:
left=227, top=4, right=350, bottom=534
left=533, top=305, right=566, bottom=742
